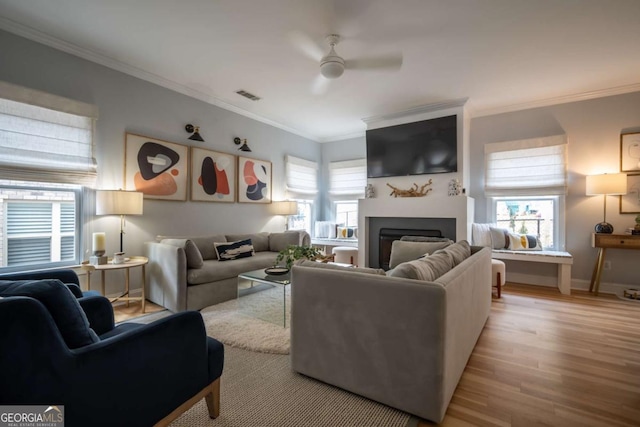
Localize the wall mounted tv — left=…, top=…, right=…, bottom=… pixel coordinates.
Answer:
left=366, top=114, right=457, bottom=178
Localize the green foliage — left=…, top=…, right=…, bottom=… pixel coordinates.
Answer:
left=276, top=245, right=322, bottom=269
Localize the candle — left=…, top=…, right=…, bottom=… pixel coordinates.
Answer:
left=92, top=232, right=106, bottom=254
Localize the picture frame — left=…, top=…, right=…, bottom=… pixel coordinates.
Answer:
left=124, top=133, right=189, bottom=201
left=237, top=156, right=272, bottom=204
left=190, top=147, right=236, bottom=202
left=620, top=131, right=640, bottom=172
left=620, top=173, right=640, bottom=214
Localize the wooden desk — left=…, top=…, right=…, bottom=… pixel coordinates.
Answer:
left=81, top=256, right=148, bottom=312
left=590, top=233, right=640, bottom=296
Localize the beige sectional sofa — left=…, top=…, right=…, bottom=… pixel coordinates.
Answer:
left=290, top=241, right=491, bottom=423
left=145, top=230, right=310, bottom=312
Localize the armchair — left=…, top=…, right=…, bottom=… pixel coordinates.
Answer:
left=0, top=269, right=224, bottom=427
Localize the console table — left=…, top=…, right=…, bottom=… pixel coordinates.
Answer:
left=590, top=233, right=640, bottom=296
left=81, top=256, right=148, bottom=312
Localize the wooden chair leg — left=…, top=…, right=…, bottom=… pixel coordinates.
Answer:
left=205, top=377, right=220, bottom=419
left=497, top=271, right=502, bottom=298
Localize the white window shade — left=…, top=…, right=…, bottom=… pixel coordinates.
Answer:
left=0, top=82, right=97, bottom=187
left=329, top=159, right=366, bottom=196
left=484, top=135, right=567, bottom=196
left=285, top=155, right=318, bottom=197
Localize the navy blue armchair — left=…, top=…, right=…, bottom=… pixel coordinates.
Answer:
left=0, top=269, right=224, bottom=427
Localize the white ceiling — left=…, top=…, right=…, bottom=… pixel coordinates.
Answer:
left=1, top=0, right=640, bottom=142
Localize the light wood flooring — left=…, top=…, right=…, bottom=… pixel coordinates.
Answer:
left=418, top=283, right=640, bottom=426
left=112, top=299, right=165, bottom=323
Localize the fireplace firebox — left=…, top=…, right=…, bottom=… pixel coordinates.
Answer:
left=379, top=228, right=442, bottom=270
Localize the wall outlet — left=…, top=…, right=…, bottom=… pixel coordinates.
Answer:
left=603, top=260, right=611, bottom=270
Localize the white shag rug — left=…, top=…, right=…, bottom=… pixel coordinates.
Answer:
left=200, top=285, right=291, bottom=354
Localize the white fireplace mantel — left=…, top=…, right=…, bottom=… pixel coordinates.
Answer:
left=358, top=196, right=475, bottom=267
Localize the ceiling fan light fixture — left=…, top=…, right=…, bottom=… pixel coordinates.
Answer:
left=320, top=55, right=345, bottom=79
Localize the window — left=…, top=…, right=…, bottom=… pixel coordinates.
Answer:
left=287, top=199, right=313, bottom=234
left=1, top=180, right=81, bottom=268
left=492, top=197, right=560, bottom=249
left=0, top=81, right=97, bottom=272
left=485, top=135, right=567, bottom=250
left=335, top=201, right=358, bottom=227
left=285, top=155, right=318, bottom=197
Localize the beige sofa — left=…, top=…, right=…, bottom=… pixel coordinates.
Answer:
left=290, top=242, right=491, bottom=423
left=145, top=230, right=310, bottom=312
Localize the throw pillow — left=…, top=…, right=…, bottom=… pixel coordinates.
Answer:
left=0, top=279, right=99, bottom=349
left=433, top=240, right=471, bottom=267
left=214, top=239, right=255, bottom=261
left=336, top=226, right=357, bottom=239
left=160, top=239, right=204, bottom=269
left=489, top=227, right=509, bottom=249
left=388, top=252, right=453, bottom=281
left=471, top=223, right=494, bottom=247
left=226, top=233, right=269, bottom=252
left=506, top=233, right=543, bottom=251
left=388, top=240, right=452, bottom=269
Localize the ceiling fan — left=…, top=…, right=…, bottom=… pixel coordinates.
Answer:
left=290, top=32, right=403, bottom=94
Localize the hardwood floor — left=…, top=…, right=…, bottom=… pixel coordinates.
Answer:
left=419, top=283, right=640, bottom=426
left=112, top=299, right=165, bottom=323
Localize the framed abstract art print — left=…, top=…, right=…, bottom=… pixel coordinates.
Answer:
left=190, top=147, right=236, bottom=202
left=237, top=156, right=272, bottom=203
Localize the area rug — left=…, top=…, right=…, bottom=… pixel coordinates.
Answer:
left=170, top=346, right=414, bottom=427
left=200, top=285, right=291, bottom=354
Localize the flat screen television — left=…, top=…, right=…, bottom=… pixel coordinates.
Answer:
left=366, top=115, right=457, bottom=178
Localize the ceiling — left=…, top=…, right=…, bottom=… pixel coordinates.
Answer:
left=1, top=0, right=640, bottom=142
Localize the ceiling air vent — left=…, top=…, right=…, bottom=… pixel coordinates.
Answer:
left=235, top=90, right=261, bottom=101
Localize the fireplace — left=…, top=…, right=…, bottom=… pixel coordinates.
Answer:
left=358, top=196, right=474, bottom=268
left=378, top=228, right=443, bottom=270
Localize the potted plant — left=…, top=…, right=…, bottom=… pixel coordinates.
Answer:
left=276, top=245, right=322, bottom=270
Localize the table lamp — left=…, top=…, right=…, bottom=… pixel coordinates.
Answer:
left=586, top=173, right=627, bottom=234
left=96, top=190, right=144, bottom=252
left=272, top=201, right=298, bottom=231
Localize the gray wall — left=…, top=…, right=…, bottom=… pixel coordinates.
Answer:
left=471, top=92, right=640, bottom=289
left=0, top=30, right=319, bottom=293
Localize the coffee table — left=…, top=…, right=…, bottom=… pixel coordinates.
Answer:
left=237, top=268, right=290, bottom=327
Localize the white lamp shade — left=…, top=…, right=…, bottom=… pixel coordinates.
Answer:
left=96, top=190, right=144, bottom=215
left=272, top=201, right=298, bottom=216
left=586, top=173, right=627, bottom=196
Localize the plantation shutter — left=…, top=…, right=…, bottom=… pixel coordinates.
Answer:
left=329, top=159, right=367, bottom=197
left=0, top=81, right=98, bottom=187
left=285, top=155, right=318, bottom=198
left=484, top=135, right=568, bottom=196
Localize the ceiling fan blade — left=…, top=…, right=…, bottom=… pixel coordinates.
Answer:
left=287, top=30, right=325, bottom=62
left=345, top=53, right=403, bottom=71
left=311, top=74, right=330, bottom=95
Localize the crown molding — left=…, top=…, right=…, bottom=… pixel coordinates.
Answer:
left=361, top=98, right=469, bottom=125
left=473, top=83, right=640, bottom=118
left=0, top=17, right=319, bottom=142
left=317, top=130, right=366, bottom=143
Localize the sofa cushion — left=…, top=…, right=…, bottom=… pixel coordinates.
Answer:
left=389, top=240, right=453, bottom=269
left=0, top=279, right=99, bottom=349
left=269, top=232, right=301, bottom=253
left=160, top=239, right=204, bottom=269
left=294, top=259, right=386, bottom=275
left=433, top=240, right=471, bottom=267
left=187, top=252, right=278, bottom=285
left=225, top=233, right=269, bottom=252
left=388, top=252, right=454, bottom=281
left=399, top=236, right=453, bottom=243
left=506, top=232, right=543, bottom=250
left=157, top=234, right=227, bottom=260
left=215, top=239, right=255, bottom=261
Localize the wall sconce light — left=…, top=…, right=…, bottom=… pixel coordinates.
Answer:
left=185, top=124, right=204, bottom=142
left=234, top=137, right=252, bottom=152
